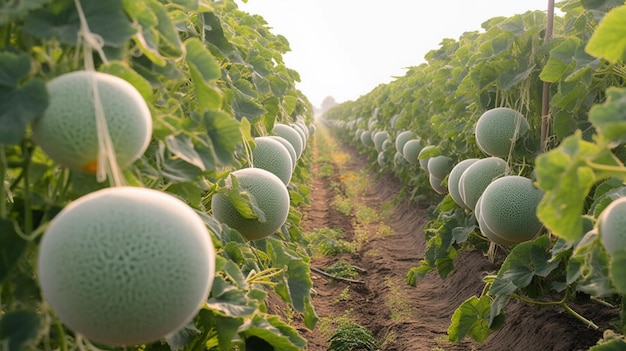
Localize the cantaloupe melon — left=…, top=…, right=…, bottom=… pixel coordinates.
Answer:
left=37, top=187, right=215, bottom=346
left=382, top=139, right=393, bottom=152
left=377, top=152, right=388, bottom=167
left=418, top=145, right=435, bottom=171
left=32, top=71, right=152, bottom=173
left=395, top=131, right=414, bottom=154
left=402, top=139, right=423, bottom=164
left=448, top=158, right=480, bottom=209
left=427, top=156, right=454, bottom=180
left=598, top=197, right=626, bottom=255
left=268, top=136, right=297, bottom=170
left=360, top=130, right=374, bottom=147
left=273, top=124, right=303, bottom=159
left=458, top=157, right=508, bottom=210
left=429, top=174, right=448, bottom=195
left=211, top=168, right=290, bottom=241
left=373, top=131, right=389, bottom=152
left=474, top=107, right=529, bottom=157
left=478, top=175, right=543, bottom=244
left=475, top=195, right=519, bottom=246
left=252, top=137, right=293, bottom=185
left=291, top=123, right=307, bottom=150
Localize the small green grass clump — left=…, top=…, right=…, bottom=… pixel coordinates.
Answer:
left=328, top=323, right=380, bottom=351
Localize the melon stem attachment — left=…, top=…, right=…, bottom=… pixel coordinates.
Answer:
left=73, top=0, right=125, bottom=186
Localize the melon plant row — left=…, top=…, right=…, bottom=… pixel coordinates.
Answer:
left=1, top=1, right=319, bottom=350
left=322, top=0, right=626, bottom=348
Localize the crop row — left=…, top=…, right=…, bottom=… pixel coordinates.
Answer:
left=322, top=0, right=626, bottom=348
left=1, top=0, right=319, bottom=350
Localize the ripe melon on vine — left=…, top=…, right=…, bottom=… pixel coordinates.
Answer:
left=427, top=155, right=454, bottom=180
left=37, top=187, right=215, bottom=346
left=458, top=157, right=508, bottom=210
left=475, top=195, right=519, bottom=246
left=32, top=71, right=152, bottom=173
left=395, top=131, right=414, bottom=153
left=474, top=107, right=529, bottom=157
left=478, top=175, right=543, bottom=244
left=273, top=123, right=304, bottom=159
left=402, top=139, right=423, bottom=164
left=448, top=158, right=479, bottom=209
left=252, top=136, right=293, bottom=185
left=211, top=168, right=290, bottom=241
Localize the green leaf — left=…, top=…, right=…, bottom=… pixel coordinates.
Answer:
left=99, top=61, right=153, bottom=102
left=267, top=238, right=313, bottom=313
left=609, top=249, right=626, bottom=294
left=0, top=0, right=52, bottom=25
left=0, top=71, right=48, bottom=145
left=448, top=295, right=495, bottom=343
left=206, top=276, right=258, bottom=318
left=586, top=5, right=626, bottom=63
left=540, top=37, right=579, bottom=82
left=24, top=0, right=136, bottom=48
left=165, top=134, right=206, bottom=171
left=490, top=235, right=559, bottom=296
left=589, top=87, right=626, bottom=146
left=566, top=229, right=613, bottom=296
left=202, top=110, right=241, bottom=166
left=241, top=314, right=307, bottom=351
left=165, top=323, right=200, bottom=351
left=589, top=338, right=626, bottom=351
left=198, top=309, right=244, bottom=350
left=220, top=174, right=266, bottom=222
left=143, top=0, right=183, bottom=57
left=0, top=310, right=41, bottom=351
left=185, top=38, right=221, bottom=81
left=535, top=132, right=599, bottom=242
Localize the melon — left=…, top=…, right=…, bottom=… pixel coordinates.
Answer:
left=395, top=131, right=414, bottom=154
left=427, top=156, right=454, bottom=180
left=273, top=124, right=303, bottom=159
left=308, top=124, right=316, bottom=136
left=598, top=197, right=626, bottom=255
left=32, top=71, right=152, bottom=173
left=418, top=145, right=435, bottom=171
left=429, top=174, right=448, bottom=195
left=373, top=131, right=389, bottom=152
left=475, top=195, right=519, bottom=246
left=377, top=152, right=388, bottom=167
left=393, top=151, right=408, bottom=169
left=268, top=136, right=297, bottom=170
left=360, top=130, right=374, bottom=147
left=252, top=137, right=293, bottom=185
left=291, top=123, right=307, bottom=150
left=478, top=175, right=543, bottom=244
left=37, top=187, right=215, bottom=346
left=448, top=158, right=480, bottom=209
left=458, top=157, right=508, bottom=210
left=381, top=139, right=393, bottom=152
left=211, top=168, right=290, bottom=241
left=402, top=139, right=423, bottom=164
left=475, top=107, right=529, bottom=157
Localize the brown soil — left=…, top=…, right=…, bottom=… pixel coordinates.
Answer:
left=282, top=129, right=618, bottom=351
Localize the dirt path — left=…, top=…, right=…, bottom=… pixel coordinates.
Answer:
left=293, top=126, right=616, bottom=351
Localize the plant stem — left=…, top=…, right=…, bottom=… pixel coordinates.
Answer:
left=22, top=141, right=33, bottom=236
left=510, top=292, right=599, bottom=330
left=559, top=301, right=599, bottom=330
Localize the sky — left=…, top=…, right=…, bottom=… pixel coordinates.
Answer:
left=235, top=0, right=553, bottom=108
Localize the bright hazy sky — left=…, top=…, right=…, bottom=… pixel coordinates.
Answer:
left=235, top=0, right=553, bottom=108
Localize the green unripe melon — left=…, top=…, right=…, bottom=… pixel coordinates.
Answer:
left=458, top=157, right=508, bottom=210
left=268, top=136, right=297, bottom=171
left=273, top=124, right=303, bottom=159
left=479, top=175, right=543, bottom=244
left=37, top=187, right=215, bottom=346
left=427, top=156, right=454, bottom=180
left=360, top=130, right=374, bottom=146
left=475, top=195, right=519, bottom=246
left=598, top=197, right=626, bottom=255
left=418, top=145, right=435, bottom=171
left=448, top=158, right=480, bottom=209
left=211, top=168, right=290, bottom=241
left=308, top=124, right=316, bottom=136
left=382, top=139, right=393, bottom=152
left=373, top=131, right=389, bottom=152
left=402, top=139, right=423, bottom=164
left=393, top=151, right=408, bottom=169
left=252, top=137, right=293, bottom=185
left=32, top=71, right=152, bottom=173
left=395, top=131, right=414, bottom=153
left=475, top=107, right=529, bottom=157
left=429, top=174, right=447, bottom=195
left=377, top=151, right=389, bottom=167
left=291, top=123, right=307, bottom=150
